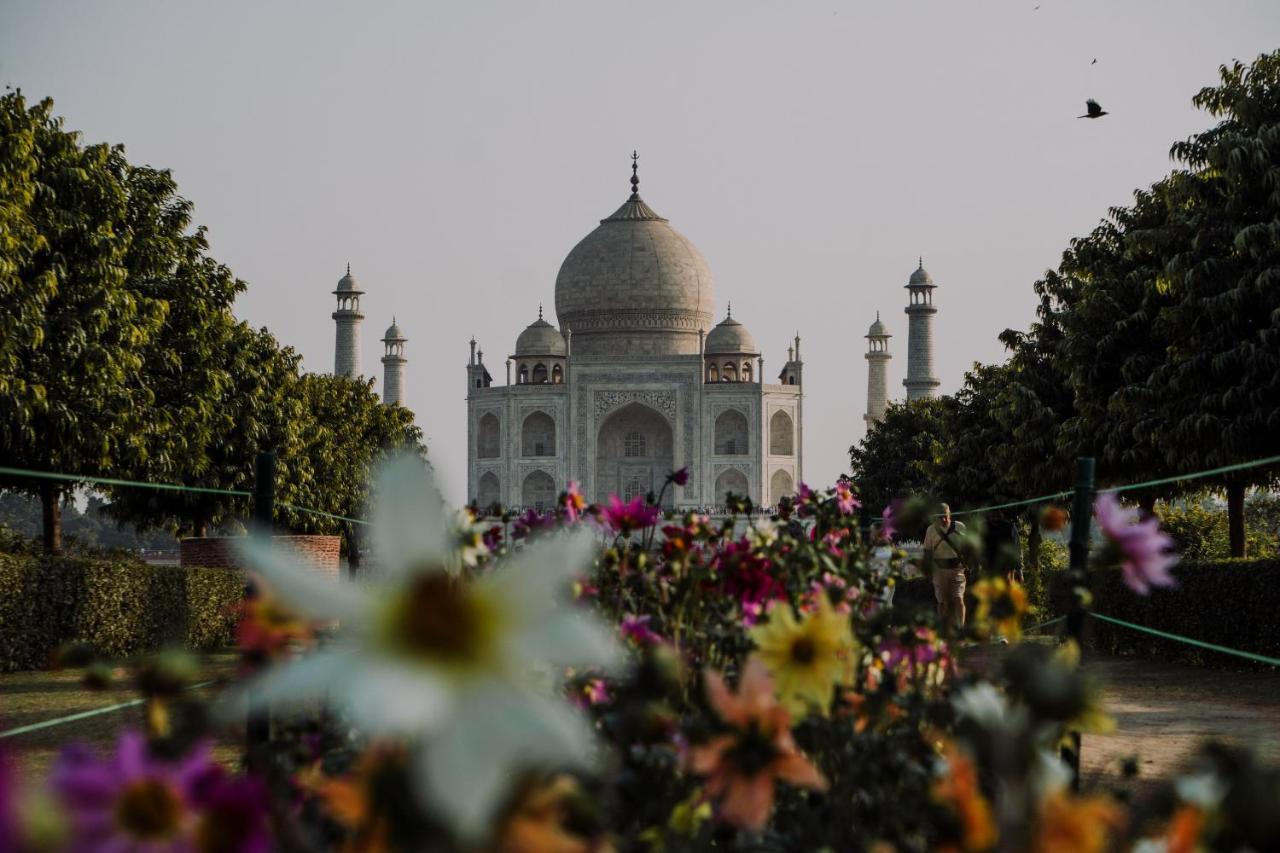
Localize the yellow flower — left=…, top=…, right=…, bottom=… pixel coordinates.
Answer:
left=750, top=598, right=856, bottom=717
left=971, top=577, right=1031, bottom=641
left=1031, top=792, right=1124, bottom=853
left=1053, top=641, right=1116, bottom=735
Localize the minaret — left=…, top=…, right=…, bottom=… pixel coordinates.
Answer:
left=380, top=318, right=407, bottom=406
left=864, top=312, right=892, bottom=427
left=903, top=258, right=940, bottom=400
left=332, top=264, right=364, bottom=377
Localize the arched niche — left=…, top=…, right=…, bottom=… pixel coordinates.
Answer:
left=477, top=413, right=501, bottom=458
left=769, top=410, right=794, bottom=456
left=714, top=409, right=749, bottom=456
left=714, top=468, right=750, bottom=505
left=477, top=472, right=501, bottom=511
left=770, top=469, right=795, bottom=505
left=595, top=402, right=674, bottom=507
left=522, top=470, right=557, bottom=512
left=521, top=411, right=556, bottom=457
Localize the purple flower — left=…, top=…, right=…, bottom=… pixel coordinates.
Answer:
left=1094, top=493, right=1179, bottom=595
left=878, top=501, right=899, bottom=542
left=51, top=730, right=269, bottom=853
left=668, top=467, right=690, bottom=487
left=0, top=747, right=19, bottom=850
left=620, top=613, right=663, bottom=646
left=603, top=495, right=660, bottom=534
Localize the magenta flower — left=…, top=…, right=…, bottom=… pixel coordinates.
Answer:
left=603, top=494, right=660, bottom=534
left=620, top=613, right=663, bottom=646
left=668, top=467, right=690, bottom=487
left=51, top=730, right=269, bottom=853
left=1094, top=493, right=1179, bottom=595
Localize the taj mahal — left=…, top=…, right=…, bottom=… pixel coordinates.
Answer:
left=329, top=155, right=943, bottom=513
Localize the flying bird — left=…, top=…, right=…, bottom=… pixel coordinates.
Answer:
left=1078, top=99, right=1108, bottom=119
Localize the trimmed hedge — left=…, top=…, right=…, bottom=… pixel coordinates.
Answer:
left=0, top=553, right=245, bottom=672
left=1085, top=557, right=1280, bottom=667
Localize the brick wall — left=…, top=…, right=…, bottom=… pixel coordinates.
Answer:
left=180, top=535, right=341, bottom=579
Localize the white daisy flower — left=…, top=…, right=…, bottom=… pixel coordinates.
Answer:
left=235, top=455, right=622, bottom=839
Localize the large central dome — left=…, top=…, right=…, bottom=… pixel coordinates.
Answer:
left=554, top=158, right=715, bottom=356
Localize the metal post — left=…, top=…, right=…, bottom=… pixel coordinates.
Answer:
left=1062, top=456, right=1095, bottom=790
left=246, top=450, right=277, bottom=756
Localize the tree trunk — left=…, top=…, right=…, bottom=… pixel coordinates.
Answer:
left=346, top=523, right=361, bottom=579
left=1227, top=480, right=1246, bottom=559
left=41, top=481, right=63, bottom=556
left=1026, top=511, right=1042, bottom=571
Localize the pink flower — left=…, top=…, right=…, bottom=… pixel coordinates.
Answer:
left=603, top=494, right=660, bottom=534
left=561, top=480, right=587, bottom=522
left=835, top=480, right=861, bottom=515
left=1094, top=493, right=1179, bottom=595
left=51, top=730, right=270, bottom=852
left=583, top=678, right=611, bottom=706
left=620, top=613, right=663, bottom=645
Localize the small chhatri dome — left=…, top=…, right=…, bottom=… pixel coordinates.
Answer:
left=705, top=307, right=759, bottom=355
left=334, top=263, right=364, bottom=294
left=515, top=308, right=567, bottom=357
left=867, top=311, right=888, bottom=337
left=383, top=317, right=406, bottom=341
left=908, top=257, right=933, bottom=287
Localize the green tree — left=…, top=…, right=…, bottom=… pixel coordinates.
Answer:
left=849, top=397, right=953, bottom=530
left=1138, top=53, right=1280, bottom=555
left=0, top=93, right=167, bottom=554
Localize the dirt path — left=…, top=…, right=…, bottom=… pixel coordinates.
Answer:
left=1080, top=654, right=1280, bottom=794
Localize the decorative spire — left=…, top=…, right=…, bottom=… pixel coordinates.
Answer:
left=918, top=256, right=923, bottom=269
left=726, top=301, right=732, bottom=319
left=538, top=304, right=543, bottom=320
left=876, top=310, right=880, bottom=321
left=629, top=150, right=640, bottom=200
left=346, top=262, right=351, bottom=275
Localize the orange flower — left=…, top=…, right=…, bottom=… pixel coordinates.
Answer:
left=932, top=743, right=996, bottom=852
left=1032, top=792, right=1124, bottom=853
left=689, top=656, right=828, bottom=831
left=497, top=775, right=613, bottom=853
left=1164, top=804, right=1202, bottom=853
left=1040, top=506, right=1069, bottom=532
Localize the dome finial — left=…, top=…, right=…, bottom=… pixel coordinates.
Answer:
left=629, top=150, right=640, bottom=200
left=726, top=301, right=732, bottom=319
left=918, top=256, right=924, bottom=269
left=538, top=303, right=543, bottom=320
left=876, top=310, right=880, bottom=321
left=346, top=261, right=351, bottom=275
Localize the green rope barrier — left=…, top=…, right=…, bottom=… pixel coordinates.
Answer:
left=1100, top=454, right=1280, bottom=496
left=942, top=453, right=1280, bottom=520
left=0, top=680, right=216, bottom=740
left=0, top=466, right=251, bottom=497
left=1024, top=615, right=1066, bottom=634
left=1091, top=613, right=1280, bottom=668
left=0, top=465, right=370, bottom=527
left=278, top=503, right=370, bottom=526
left=947, top=491, right=1072, bottom=518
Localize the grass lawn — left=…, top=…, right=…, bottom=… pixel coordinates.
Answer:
left=0, top=651, right=244, bottom=780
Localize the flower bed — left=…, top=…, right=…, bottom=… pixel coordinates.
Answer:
left=0, top=554, right=244, bottom=672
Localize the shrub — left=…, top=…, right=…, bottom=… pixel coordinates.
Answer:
left=1086, top=557, right=1280, bottom=667
left=0, top=553, right=244, bottom=672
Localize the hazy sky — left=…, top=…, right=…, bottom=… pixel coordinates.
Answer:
left=4, top=1, right=1277, bottom=502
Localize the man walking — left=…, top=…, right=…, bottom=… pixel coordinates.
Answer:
left=924, top=503, right=967, bottom=633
